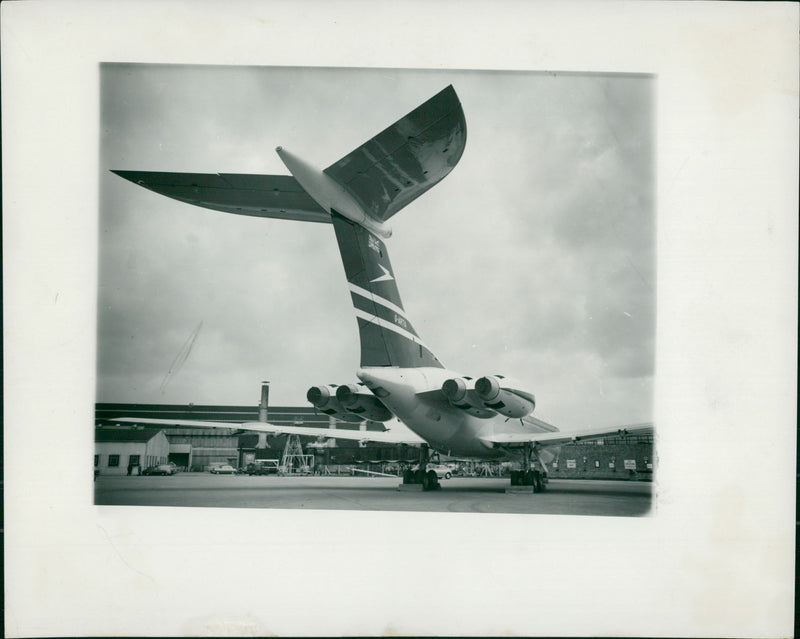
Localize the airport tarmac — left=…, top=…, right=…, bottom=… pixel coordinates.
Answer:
left=94, top=473, right=652, bottom=516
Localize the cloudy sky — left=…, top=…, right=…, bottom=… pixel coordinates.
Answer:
left=98, top=65, right=654, bottom=430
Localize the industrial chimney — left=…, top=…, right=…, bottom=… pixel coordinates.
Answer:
left=258, top=381, right=270, bottom=422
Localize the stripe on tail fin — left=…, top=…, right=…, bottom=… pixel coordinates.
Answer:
left=331, top=213, right=444, bottom=368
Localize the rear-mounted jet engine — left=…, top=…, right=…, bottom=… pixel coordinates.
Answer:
left=306, top=384, right=356, bottom=422
left=440, top=377, right=497, bottom=418
left=307, top=384, right=392, bottom=422
left=474, top=375, right=536, bottom=419
left=335, top=384, right=393, bottom=422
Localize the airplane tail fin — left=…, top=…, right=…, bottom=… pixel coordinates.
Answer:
left=331, top=212, right=444, bottom=369
left=322, top=85, right=466, bottom=370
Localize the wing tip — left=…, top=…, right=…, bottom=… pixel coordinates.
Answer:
left=110, top=169, right=147, bottom=185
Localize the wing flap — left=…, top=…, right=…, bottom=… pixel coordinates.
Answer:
left=112, top=170, right=330, bottom=223
left=324, top=85, right=466, bottom=222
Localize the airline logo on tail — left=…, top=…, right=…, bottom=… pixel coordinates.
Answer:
left=370, top=265, right=394, bottom=283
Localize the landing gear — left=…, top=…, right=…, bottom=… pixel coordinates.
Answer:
left=399, top=445, right=440, bottom=491
left=422, top=469, right=440, bottom=491
left=509, top=469, right=543, bottom=490
left=529, top=470, right=544, bottom=493
left=508, top=443, right=547, bottom=493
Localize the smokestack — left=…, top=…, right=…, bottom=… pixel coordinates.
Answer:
left=258, top=381, right=270, bottom=422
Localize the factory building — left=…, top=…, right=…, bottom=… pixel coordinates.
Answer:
left=94, top=428, right=169, bottom=475
left=550, top=430, right=655, bottom=481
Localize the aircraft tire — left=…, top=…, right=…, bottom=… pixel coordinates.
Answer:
left=444, top=472, right=452, bottom=479
left=422, top=470, right=439, bottom=491
left=522, top=470, right=534, bottom=487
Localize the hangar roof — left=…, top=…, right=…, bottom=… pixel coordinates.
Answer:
left=95, top=428, right=163, bottom=443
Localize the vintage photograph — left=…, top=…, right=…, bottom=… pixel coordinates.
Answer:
left=4, top=3, right=796, bottom=638
left=95, top=65, right=655, bottom=514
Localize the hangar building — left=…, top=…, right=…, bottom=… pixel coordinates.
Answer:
left=94, top=428, right=169, bottom=475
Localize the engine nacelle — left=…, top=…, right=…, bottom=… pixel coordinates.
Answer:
left=335, top=384, right=393, bottom=422
left=474, top=375, right=536, bottom=418
left=441, top=377, right=497, bottom=418
left=306, top=385, right=359, bottom=422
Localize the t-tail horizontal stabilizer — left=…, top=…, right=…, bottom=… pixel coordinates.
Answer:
left=110, top=170, right=331, bottom=224
left=111, top=85, right=466, bottom=232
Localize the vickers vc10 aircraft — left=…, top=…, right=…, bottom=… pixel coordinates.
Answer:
left=112, top=85, right=652, bottom=491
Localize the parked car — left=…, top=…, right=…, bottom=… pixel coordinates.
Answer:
left=142, top=464, right=175, bottom=476
left=411, top=463, right=453, bottom=479
left=209, top=464, right=237, bottom=474
left=246, top=461, right=280, bottom=475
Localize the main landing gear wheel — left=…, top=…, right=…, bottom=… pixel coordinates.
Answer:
left=422, top=469, right=440, bottom=491
left=527, top=470, right=545, bottom=493
left=510, top=469, right=546, bottom=491
left=511, top=443, right=548, bottom=493
left=522, top=470, right=534, bottom=488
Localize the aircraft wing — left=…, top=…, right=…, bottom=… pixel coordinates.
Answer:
left=479, top=422, right=654, bottom=449
left=323, top=84, right=467, bottom=222
left=111, top=171, right=331, bottom=224
left=109, top=417, right=425, bottom=446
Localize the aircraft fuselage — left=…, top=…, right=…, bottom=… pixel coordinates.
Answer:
left=358, top=366, right=540, bottom=459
